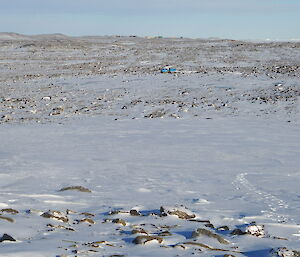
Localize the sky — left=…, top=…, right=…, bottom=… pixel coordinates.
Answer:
left=0, top=0, right=299, bottom=40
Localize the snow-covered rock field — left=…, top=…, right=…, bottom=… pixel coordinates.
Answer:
left=0, top=34, right=299, bottom=257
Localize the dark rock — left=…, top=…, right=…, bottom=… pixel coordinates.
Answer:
left=217, top=225, right=230, bottom=231
left=0, top=234, right=16, bottom=242
left=230, top=229, right=246, bottom=235
left=205, top=223, right=215, bottom=229
left=0, top=208, right=19, bottom=214
left=130, top=209, right=141, bottom=216
left=59, top=186, right=91, bottom=193
left=112, top=218, right=126, bottom=226
left=41, top=210, right=69, bottom=223
left=158, top=230, right=172, bottom=236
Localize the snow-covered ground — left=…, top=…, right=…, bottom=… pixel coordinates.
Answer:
left=0, top=34, right=299, bottom=257
left=1, top=115, right=300, bottom=257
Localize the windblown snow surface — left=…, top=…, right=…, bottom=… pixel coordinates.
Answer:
left=0, top=34, right=299, bottom=257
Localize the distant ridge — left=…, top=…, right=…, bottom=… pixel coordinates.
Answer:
left=0, top=32, right=32, bottom=40
left=0, top=32, right=70, bottom=40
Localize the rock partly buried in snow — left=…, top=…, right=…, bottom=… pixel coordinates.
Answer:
left=158, top=231, right=172, bottom=236
left=1, top=114, right=12, bottom=122
left=230, top=228, right=246, bottom=236
left=129, top=209, right=141, bottom=216
left=217, top=225, right=230, bottom=231
left=132, top=235, right=163, bottom=244
left=80, top=212, right=95, bottom=217
left=192, top=228, right=230, bottom=245
left=181, top=242, right=234, bottom=252
left=47, top=223, right=75, bottom=231
left=0, top=208, right=19, bottom=214
left=76, top=218, right=96, bottom=224
left=59, top=186, right=91, bottom=193
left=144, top=109, right=167, bottom=118
left=160, top=206, right=196, bottom=219
left=49, top=106, right=64, bottom=116
left=108, top=210, right=129, bottom=215
left=131, top=228, right=148, bottom=235
left=271, top=247, right=300, bottom=257
left=245, top=224, right=266, bottom=238
left=112, top=218, right=126, bottom=226
left=0, top=216, right=14, bottom=223
left=0, top=234, right=16, bottom=243
left=41, top=210, right=69, bottom=223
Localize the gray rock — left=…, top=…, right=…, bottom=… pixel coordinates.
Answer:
left=271, top=247, right=300, bottom=257
left=192, top=228, right=230, bottom=244
left=133, top=235, right=163, bottom=244
left=160, top=206, right=196, bottom=219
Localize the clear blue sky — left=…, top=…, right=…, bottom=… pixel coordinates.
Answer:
left=1, top=0, right=299, bottom=40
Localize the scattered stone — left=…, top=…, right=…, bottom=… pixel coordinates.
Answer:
left=217, top=226, right=230, bottom=231
left=192, top=228, right=230, bottom=244
left=59, top=186, right=91, bottom=193
left=223, top=255, right=236, bottom=257
left=66, top=209, right=77, bottom=215
left=83, top=240, right=114, bottom=248
left=76, top=218, right=95, bottom=224
left=41, top=210, right=69, bottom=223
left=271, top=247, right=300, bottom=257
left=47, top=224, right=75, bottom=231
left=50, top=106, right=64, bottom=116
left=0, top=216, right=14, bottom=223
left=245, top=224, right=265, bottom=238
left=189, top=219, right=211, bottom=223
left=159, top=224, right=179, bottom=229
left=158, top=231, right=172, bottom=236
left=1, top=114, right=12, bottom=122
left=130, top=209, right=141, bottom=216
left=230, top=229, right=246, bottom=236
left=0, top=208, right=19, bottom=214
left=173, top=244, right=186, bottom=249
left=144, top=109, right=166, bottom=118
left=160, top=206, right=196, bottom=219
left=112, top=218, right=126, bottom=226
left=272, top=236, right=288, bottom=240
left=133, top=235, right=163, bottom=244
left=108, top=210, right=128, bottom=215
left=80, top=212, right=95, bottom=217
left=205, top=223, right=215, bottom=229
left=182, top=242, right=228, bottom=251
left=0, top=234, right=16, bottom=243
left=131, top=228, right=148, bottom=235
